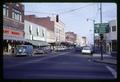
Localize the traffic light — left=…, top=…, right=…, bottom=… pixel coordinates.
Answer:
left=56, top=14, right=59, bottom=22
left=100, top=34, right=103, bottom=40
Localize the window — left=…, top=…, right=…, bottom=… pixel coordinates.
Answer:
left=56, top=28, right=59, bottom=33
left=29, top=25, right=32, bottom=34
left=3, top=4, right=8, bottom=17
left=12, top=9, right=22, bottom=22
left=36, top=27, right=39, bottom=36
left=42, top=29, right=44, bottom=37
left=112, top=26, right=116, bottom=32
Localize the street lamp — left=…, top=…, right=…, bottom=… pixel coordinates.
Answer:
left=87, top=18, right=95, bottom=49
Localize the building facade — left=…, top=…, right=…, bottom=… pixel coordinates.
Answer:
left=65, top=32, right=77, bottom=44
left=25, top=15, right=65, bottom=50
left=3, top=3, right=24, bottom=55
left=54, top=20, right=65, bottom=43
left=50, top=15, right=65, bottom=43
left=25, top=15, right=49, bottom=46
left=24, top=20, right=48, bottom=46
left=75, top=35, right=81, bottom=46
left=80, top=37, right=87, bottom=47
left=46, top=30, right=56, bottom=43
left=106, top=20, right=117, bottom=55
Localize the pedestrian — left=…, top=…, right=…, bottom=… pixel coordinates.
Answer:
left=91, top=50, right=93, bottom=60
left=12, top=47, right=14, bottom=54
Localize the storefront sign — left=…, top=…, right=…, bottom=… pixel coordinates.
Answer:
left=11, top=31, right=20, bottom=35
left=3, top=28, right=23, bottom=36
left=4, top=29, right=10, bottom=34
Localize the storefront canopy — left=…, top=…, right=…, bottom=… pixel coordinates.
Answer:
left=3, top=35, right=25, bottom=42
left=25, top=40, right=50, bottom=47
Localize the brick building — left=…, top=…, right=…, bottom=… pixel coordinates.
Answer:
left=3, top=3, right=24, bottom=55
left=25, top=15, right=56, bottom=44
left=25, top=15, right=65, bottom=50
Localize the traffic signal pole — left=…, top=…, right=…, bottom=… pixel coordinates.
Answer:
left=100, top=3, right=103, bottom=60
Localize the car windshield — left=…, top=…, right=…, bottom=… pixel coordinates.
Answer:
left=17, top=46, right=27, bottom=49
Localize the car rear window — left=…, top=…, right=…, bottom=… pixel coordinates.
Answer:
left=83, top=47, right=90, bottom=50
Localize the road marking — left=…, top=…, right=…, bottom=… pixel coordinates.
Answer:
left=106, top=65, right=117, bottom=78
left=4, top=52, right=71, bottom=68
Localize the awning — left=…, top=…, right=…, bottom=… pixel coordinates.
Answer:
left=3, top=35, right=25, bottom=42
left=25, top=40, right=50, bottom=46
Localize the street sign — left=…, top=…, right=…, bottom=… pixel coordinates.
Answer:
left=94, top=24, right=99, bottom=33
left=94, top=23, right=108, bottom=34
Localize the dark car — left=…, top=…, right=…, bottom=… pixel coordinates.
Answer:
left=74, top=46, right=82, bottom=52
left=14, top=45, right=33, bottom=56
left=111, top=51, right=117, bottom=57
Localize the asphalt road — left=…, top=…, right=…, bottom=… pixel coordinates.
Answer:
left=3, top=50, right=117, bottom=79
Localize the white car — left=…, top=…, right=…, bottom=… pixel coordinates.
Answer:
left=81, top=46, right=93, bottom=54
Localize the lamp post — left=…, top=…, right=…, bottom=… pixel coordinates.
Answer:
left=87, top=18, right=95, bottom=49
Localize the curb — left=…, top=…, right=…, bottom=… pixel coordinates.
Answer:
left=93, top=59, right=117, bottom=65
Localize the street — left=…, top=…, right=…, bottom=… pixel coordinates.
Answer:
left=3, top=50, right=116, bottom=79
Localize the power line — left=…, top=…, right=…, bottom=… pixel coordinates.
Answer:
left=25, top=3, right=95, bottom=15
left=58, top=3, right=95, bottom=14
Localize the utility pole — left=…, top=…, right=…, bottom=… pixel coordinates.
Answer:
left=93, top=20, right=95, bottom=51
left=100, top=3, right=103, bottom=60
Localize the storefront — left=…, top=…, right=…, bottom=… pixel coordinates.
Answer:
left=3, top=28, right=25, bottom=55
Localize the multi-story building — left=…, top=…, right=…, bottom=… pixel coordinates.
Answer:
left=25, top=15, right=65, bottom=50
left=80, top=37, right=87, bottom=47
left=106, top=20, right=117, bottom=56
left=75, top=35, right=81, bottom=46
left=3, top=3, right=24, bottom=55
left=50, top=15, right=65, bottom=43
left=25, top=15, right=55, bottom=43
left=65, top=32, right=77, bottom=44
left=54, top=20, right=65, bottom=43
left=24, top=18, right=48, bottom=46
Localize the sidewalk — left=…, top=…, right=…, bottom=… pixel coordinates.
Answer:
left=3, top=52, right=12, bottom=56
left=92, top=54, right=117, bottom=65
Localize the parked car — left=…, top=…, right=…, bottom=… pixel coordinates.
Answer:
left=81, top=46, right=93, bottom=55
left=33, top=47, right=44, bottom=54
left=14, top=45, right=33, bottom=56
left=44, top=46, right=52, bottom=54
left=33, top=46, right=52, bottom=54
left=74, top=46, right=82, bottom=52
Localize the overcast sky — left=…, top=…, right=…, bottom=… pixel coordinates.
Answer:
left=23, top=3, right=117, bottom=44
